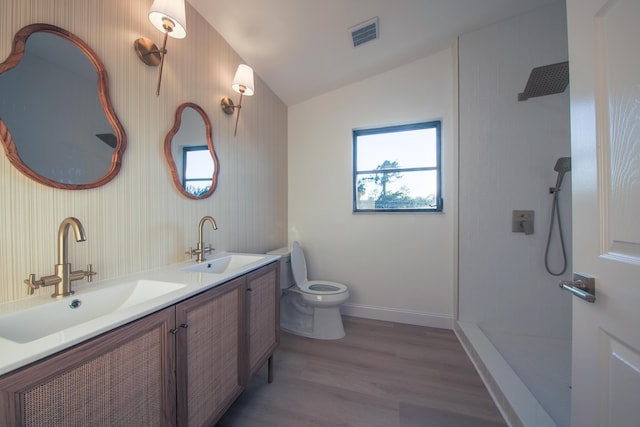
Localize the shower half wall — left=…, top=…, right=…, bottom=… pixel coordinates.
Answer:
left=457, top=2, right=572, bottom=426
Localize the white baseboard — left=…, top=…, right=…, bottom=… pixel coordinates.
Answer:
left=340, top=303, right=454, bottom=330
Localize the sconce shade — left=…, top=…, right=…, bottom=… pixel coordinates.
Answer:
left=232, top=64, right=255, bottom=96
left=149, top=0, right=187, bottom=39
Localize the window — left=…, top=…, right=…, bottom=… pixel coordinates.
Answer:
left=182, top=146, right=214, bottom=197
left=353, top=121, right=442, bottom=212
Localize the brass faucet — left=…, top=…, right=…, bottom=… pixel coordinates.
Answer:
left=24, top=217, right=97, bottom=298
left=187, top=215, right=218, bottom=263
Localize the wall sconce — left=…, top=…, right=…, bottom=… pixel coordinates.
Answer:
left=221, top=64, right=255, bottom=136
left=134, top=0, right=187, bottom=96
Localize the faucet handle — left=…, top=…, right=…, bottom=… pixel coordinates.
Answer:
left=85, top=264, right=97, bottom=282
left=24, top=274, right=41, bottom=295
left=186, top=247, right=196, bottom=259
left=69, top=264, right=97, bottom=283
left=203, top=244, right=214, bottom=255
left=24, top=273, right=61, bottom=295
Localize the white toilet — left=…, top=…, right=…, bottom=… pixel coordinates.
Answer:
left=269, top=241, right=349, bottom=340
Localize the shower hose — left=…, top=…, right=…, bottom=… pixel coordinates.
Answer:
left=544, top=188, right=568, bottom=276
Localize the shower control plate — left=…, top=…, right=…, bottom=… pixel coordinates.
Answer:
left=512, top=210, right=534, bottom=234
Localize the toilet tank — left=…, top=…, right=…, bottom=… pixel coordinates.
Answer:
left=266, top=246, right=295, bottom=290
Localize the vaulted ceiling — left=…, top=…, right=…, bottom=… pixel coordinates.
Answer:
left=189, top=0, right=560, bottom=106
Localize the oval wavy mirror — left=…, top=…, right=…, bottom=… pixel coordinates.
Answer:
left=0, top=24, right=126, bottom=189
left=165, top=103, right=219, bottom=199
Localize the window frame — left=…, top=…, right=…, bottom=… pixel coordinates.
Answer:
left=352, top=121, right=443, bottom=213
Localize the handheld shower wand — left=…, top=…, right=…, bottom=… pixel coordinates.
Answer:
left=551, top=157, right=571, bottom=193
left=545, top=157, right=571, bottom=275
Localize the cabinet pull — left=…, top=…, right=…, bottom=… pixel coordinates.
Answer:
left=247, top=288, right=253, bottom=292
left=169, top=324, right=189, bottom=335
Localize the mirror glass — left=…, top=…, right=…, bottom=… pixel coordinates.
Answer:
left=165, top=103, right=219, bottom=199
left=0, top=24, right=126, bottom=189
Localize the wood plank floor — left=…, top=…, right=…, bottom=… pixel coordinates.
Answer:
left=216, top=316, right=507, bottom=427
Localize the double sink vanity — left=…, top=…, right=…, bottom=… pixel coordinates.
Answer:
left=0, top=246, right=280, bottom=426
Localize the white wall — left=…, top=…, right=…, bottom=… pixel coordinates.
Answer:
left=458, top=1, right=572, bottom=338
left=288, top=47, right=458, bottom=329
left=0, top=0, right=287, bottom=304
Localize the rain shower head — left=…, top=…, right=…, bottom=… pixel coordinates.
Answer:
left=518, top=61, right=569, bottom=101
left=553, top=157, right=571, bottom=191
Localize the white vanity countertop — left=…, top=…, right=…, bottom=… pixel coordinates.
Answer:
left=0, top=252, right=280, bottom=376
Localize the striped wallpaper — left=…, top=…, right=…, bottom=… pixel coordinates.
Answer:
left=0, top=0, right=288, bottom=303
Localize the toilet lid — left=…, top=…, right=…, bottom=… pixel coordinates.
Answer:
left=290, top=241, right=309, bottom=285
left=291, top=242, right=348, bottom=294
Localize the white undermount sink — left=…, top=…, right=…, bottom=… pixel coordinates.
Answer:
left=0, top=279, right=186, bottom=344
left=182, top=254, right=266, bottom=274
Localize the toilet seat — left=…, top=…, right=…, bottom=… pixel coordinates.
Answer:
left=290, top=241, right=349, bottom=296
left=298, top=280, right=348, bottom=295
left=291, top=241, right=349, bottom=294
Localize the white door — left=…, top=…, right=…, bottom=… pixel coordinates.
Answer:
left=567, top=0, right=640, bottom=426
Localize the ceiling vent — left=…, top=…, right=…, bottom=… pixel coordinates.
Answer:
left=350, top=17, right=379, bottom=48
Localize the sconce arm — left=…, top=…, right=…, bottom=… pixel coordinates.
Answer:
left=154, top=30, right=170, bottom=96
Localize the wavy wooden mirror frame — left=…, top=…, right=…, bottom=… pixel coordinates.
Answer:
left=0, top=23, right=126, bottom=189
left=164, top=103, right=220, bottom=200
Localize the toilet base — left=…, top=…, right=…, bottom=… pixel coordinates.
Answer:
left=280, top=294, right=346, bottom=340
